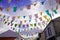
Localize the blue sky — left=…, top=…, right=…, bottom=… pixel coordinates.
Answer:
left=0, top=0, right=45, bottom=8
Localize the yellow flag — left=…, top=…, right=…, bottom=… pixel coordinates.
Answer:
left=40, top=25, right=42, bottom=29
left=30, top=24, right=33, bottom=26
left=43, top=15, right=48, bottom=20
left=40, top=12, right=42, bottom=15
left=47, top=18, right=51, bottom=22
left=17, top=16, right=20, bottom=19
left=24, top=20, right=26, bottom=23
left=7, top=7, right=10, bottom=11
left=34, top=3, right=36, bottom=6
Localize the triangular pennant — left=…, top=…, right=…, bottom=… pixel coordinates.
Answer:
left=7, top=6, right=10, bottom=11
left=41, top=2, right=44, bottom=5
left=30, top=24, right=33, bottom=26
left=3, top=19, right=6, bottom=22
left=40, top=12, right=42, bottom=16
left=35, top=19, right=37, bottom=22
left=15, top=24, right=17, bottom=27
left=11, top=20, right=14, bottom=23
left=39, top=17, right=42, bottom=21
left=23, top=24, right=25, bottom=28
left=11, top=23, right=13, bottom=26
left=24, top=20, right=26, bottom=23
left=45, top=10, right=51, bottom=17
left=4, top=21, right=7, bottom=24
left=13, top=6, right=17, bottom=12
left=13, top=28, right=15, bottom=30
left=34, top=3, right=37, bottom=6
left=18, top=29, right=20, bottom=33
left=34, top=14, right=38, bottom=18
left=29, top=15, right=32, bottom=19
left=23, top=16, right=26, bottom=18
left=20, top=21, right=22, bottom=25
left=17, top=16, right=20, bottom=19
left=38, top=22, right=41, bottom=26
left=40, top=25, right=42, bottom=29
left=8, top=22, right=10, bottom=25
left=26, top=24, right=29, bottom=27
left=7, top=16, right=10, bottom=19
left=53, top=10, right=57, bottom=14
left=12, top=16, right=15, bottom=20
left=18, top=24, right=21, bottom=28
left=27, top=5, right=31, bottom=10
left=56, top=5, right=58, bottom=10
left=34, top=23, right=36, bottom=27
left=3, top=15, right=6, bottom=18
left=43, top=15, right=48, bottom=20
left=29, top=20, right=31, bottom=22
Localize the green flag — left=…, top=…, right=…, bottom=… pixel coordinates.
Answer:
left=15, top=24, right=17, bottom=27
left=34, top=23, right=36, bottom=27
left=13, top=7, right=17, bottom=12
left=53, top=10, right=57, bottom=14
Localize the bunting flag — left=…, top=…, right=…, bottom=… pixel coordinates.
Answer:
left=29, top=15, right=32, bottom=19
left=13, top=7, right=17, bottom=12
left=4, top=21, right=7, bottom=24
left=30, top=24, right=33, bottom=27
left=26, top=24, right=29, bottom=27
left=7, top=22, right=10, bottom=25
left=15, top=24, right=17, bottom=27
left=34, top=3, right=37, bottom=6
left=23, top=16, right=26, bottom=18
left=11, top=20, right=14, bottom=23
left=29, top=19, right=31, bottom=22
left=34, top=14, right=38, bottom=18
left=40, top=25, right=42, bottom=29
left=17, top=16, right=20, bottom=19
left=53, top=10, right=57, bottom=14
left=20, top=21, right=22, bottom=25
left=34, top=23, right=36, bottom=27
left=45, top=10, right=52, bottom=17
left=11, top=23, right=13, bottom=26
left=24, top=20, right=26, bottom=23
left=39, top=17, right=42, bottom=21
left=41, top=2, right=44, bottom=5
left=7, top=6, right=10, bottom=11
left=23, top=24, right=25, bottom=28
left=0, top=7, right=3, bottom=11
left=40, top=12, right=42, bottom=16
left=18, top=24, right=21, bottom=28
left=3, top=15, right=6, bottom=18
left=56, top=5, right=58, bottom=10
left=43, top=15, right=48, bottom=21
left=12, top=16, right=15, bottom=20
left=27, top=5, right=31, bottom=10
